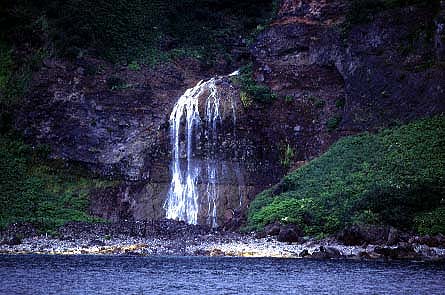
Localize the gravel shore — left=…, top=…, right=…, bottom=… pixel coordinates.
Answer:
left=1, top=221, right=444, bottom=261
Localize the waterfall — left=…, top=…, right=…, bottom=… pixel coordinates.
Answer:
left=164, top=71, right=239, bottom=227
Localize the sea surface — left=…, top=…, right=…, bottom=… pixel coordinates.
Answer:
left=0, top=254, right=444, bottom=295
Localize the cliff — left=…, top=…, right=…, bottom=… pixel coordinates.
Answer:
left=1, top=0, right=444, bottom=232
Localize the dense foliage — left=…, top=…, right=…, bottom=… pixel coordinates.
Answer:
left=0, top=134, right=113, bottom=233
left=0, top=0, right=276, bottom=63
left=247, top=116, right=445, bottom=236
left=231, top=64, right=276, bottom=104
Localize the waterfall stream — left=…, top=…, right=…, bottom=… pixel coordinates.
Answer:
left=164, top=71, right=240, bottom=227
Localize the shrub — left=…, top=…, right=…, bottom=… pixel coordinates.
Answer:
left=308, top=95, right=325, bottom=108
left=280, top=144, right=295, bottom=168
left=351, top=210, right=380, bottom=225
left=3, top=0, right=277, bottom=64
left=240, top=91, right=253, bottom=108
left=0, top=43, right=13, bottom=96
left=414, top=207, right=445, bottom=236
left=347, top=0, right=438, bottom=25
left=0, top=40, right=47, bottom=108
left=0, top=135, right=113, bottom=232
left=326, top=115, right=342, bottom=131
left=232, top=63, right=276, bottom=103
left=128, top=61, right=141, bottom=71
left=342, top=0, right=439, bottom=42
left=335, top=98, right=345, bottom=108
left=284, top=95, right=293, bottom=103
left=248, top=116, right=445, bottom=235
left=106, top=76, right=125, bottom=90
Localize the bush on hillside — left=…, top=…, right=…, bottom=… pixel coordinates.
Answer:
left=0, top=135, right=113, bottom=233
left=247, top=116, right=445, bottom=236
left=232, top=64, right=276, bottom=104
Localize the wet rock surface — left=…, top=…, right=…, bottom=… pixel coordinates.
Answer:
left=16, top=56, right=284, bottom=227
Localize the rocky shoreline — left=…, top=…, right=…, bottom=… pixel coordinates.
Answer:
left=1, top=221, right=444, bottom=261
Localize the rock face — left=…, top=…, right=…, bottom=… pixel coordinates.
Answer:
left=15, top=0, right=445, bottom=228
left=17, top=57, right=284, bottom=227
left=252, top=0, right=445, bottom=159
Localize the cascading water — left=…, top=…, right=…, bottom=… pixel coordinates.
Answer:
left=164, top=71, right=239, bottom=227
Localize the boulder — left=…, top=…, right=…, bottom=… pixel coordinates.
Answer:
left=300, top=246, right=343, bottom=259
left=1, top=222, right=37, bottom=240
left=1, top=235, right=22, bottom=246
left=324, top=246, right=342, bottom=259
left=264, top=222, right=282, bottom=236
left=386, top=227, right=411, bottom=245
left=254, top=231, right=267, bottom=239
left=416, top=234, right=445, bottom=248
left=277, top=224, right=303, bottom=243
left=358, top=251, right=382, bottom=260
left=374, top=245, right=421, bottom=260
left=309, top=250, right=329, bottom=259
left=299, top=249, right=310, bottom=258
left=337, top=225, right=389, bottom=246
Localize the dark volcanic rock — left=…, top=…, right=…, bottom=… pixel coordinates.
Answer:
left=374, top=245, right=422, bottom=260
left=264, top=222, right=282, bottom=236
left=0, top=223, right=37, bottom=241
left=277, top=224, right=303, bottom=243
left=308, top=246, right=343, bottom=259
left=17, top=58, right=195, bottom=181
left=410, top=234, right=445, bottom=248
left=57, top=220, right=212, bottom=240
left=1, top=236, right=22, bottom=246
left=252, top=0, right=445, bottom=158
left=337, top=224, right=390, bottom=246
left=324, top=246, right=342, bottom=258
left=16, top=55, right=285, bottom=227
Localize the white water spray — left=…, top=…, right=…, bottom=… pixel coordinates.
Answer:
left=164, top=72, right=239, bottom=227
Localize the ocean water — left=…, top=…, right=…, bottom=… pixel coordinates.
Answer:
left=0, top=255, right=444, bottom=295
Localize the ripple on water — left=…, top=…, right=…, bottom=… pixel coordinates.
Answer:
left=0, top=255, right=444, bottom=295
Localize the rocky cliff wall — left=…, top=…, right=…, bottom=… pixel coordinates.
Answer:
left=16, top=56, right=285, bottom=228
left=15, top=0, right=445, bottom=228
left=252, top=0, right=445, bottom=160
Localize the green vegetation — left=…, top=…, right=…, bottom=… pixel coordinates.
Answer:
left=326, top=115, right=342, bottom=131
left=247, top=116, right=445, bottom=236
left=106, top=76, right=134, bottom=91
left=128, top=61, right=141, bottom=71
left=0, top=43, right=13, bottom=96
left=308, top=95, right=325, bottom=108
left=0, top=42, right=44, bottom=109
left=414, top=207, right=445, bottom=236
left=284, top=95, right=294, bottom=103
left=335, top=98, right=345, bottom=109
left=1, top=0, right=276, bottom=65
left=232, top=64, right=276, bottom=104
left=240, top=91, right=253, bottom=108
left=0, top=134, right=115, bottom=233
left=280, top=144, right=295, bottom=169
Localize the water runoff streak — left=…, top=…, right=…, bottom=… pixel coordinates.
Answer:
left=164, top=71, right=239, bottom=227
